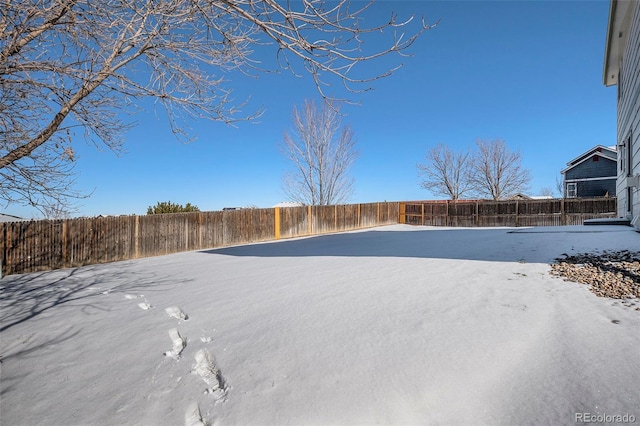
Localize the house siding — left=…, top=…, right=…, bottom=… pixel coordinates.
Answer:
left=615, top=1, right=640, bottom=222
left=572, top=179, right=617, bottom=198
left=565, top=157, right=617, bottom=180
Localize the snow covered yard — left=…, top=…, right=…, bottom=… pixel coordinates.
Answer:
left=1, top=224, right=639, bottom=426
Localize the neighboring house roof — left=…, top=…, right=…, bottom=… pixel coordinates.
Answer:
left=509, top=193, right=532, bottom=200
left=0, top=213, right=26, bottom=222
left=508, top=194, right=554, bottom=200
left=561, top=145, right=617, bottom=174
left=603, top=0, right=634, bottom=86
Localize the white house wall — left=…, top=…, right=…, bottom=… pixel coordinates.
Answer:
left=616, top=1, right=640, bottom=224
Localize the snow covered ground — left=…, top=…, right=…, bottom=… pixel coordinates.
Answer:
left=1, top=224, right=639, bottom=426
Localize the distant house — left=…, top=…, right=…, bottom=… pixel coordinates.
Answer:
left=561, top=145, right=617, bottom=198
left=604, top=0, right=640, bottom=226
left=508, top=194, right=554, bottom=201
left=509, top=193, right=532, bottom=200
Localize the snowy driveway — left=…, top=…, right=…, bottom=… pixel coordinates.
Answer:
left=1, top=224, right=639, bottom=425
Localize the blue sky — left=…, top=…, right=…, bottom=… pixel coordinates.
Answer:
left=6, top=0, right=617, bottom=218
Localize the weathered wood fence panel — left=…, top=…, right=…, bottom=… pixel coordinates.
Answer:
left=279, top=206, right=309, bottom=238
left=359, top=203, right=379, bottom=227
left=400, top=198, right=617, bottom=227
left=311, top=205, right=335, bottom=235
left=1, top=202, right=399, bottom=276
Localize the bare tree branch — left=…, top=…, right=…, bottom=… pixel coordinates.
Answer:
left=417, top=144, right=472, bottom=200
left=280, top=99, right=358, bottom=205
left=468, top=139, right=531, bottom=200
left=1, top=0, right=432, bottom=215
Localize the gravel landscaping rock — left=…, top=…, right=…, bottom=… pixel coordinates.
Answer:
left=550, top=250, right=640, bottom=307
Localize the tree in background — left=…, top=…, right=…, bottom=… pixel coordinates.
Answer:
left=417, top=144, right=472, bottom=200
left=418, top=139, right=531, bottom=200
left=556, top=174, right=566, bottom=198
left=539, top=187, right=556, bottom=198
left=1, top=1, right=431, bottom=215
left=147, top=201, right=200, bottom=215
left=468, top=139, right=531, bottom=200
left=281, top=100, right=358, bottom=205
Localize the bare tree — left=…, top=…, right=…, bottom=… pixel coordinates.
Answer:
left=539, top=187, right=555, bottom=198
left=468, top=139, right=531, bottom=200
left=417, top=144, right=472, bottom=200
left=1, top=1, right=432, bottom=214
left=556, top=174, right=565, bottom=198
left=281, top=99, right=358, bottom=205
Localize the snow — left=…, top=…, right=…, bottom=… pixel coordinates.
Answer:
left=1, top=224, right=639, bottom=425
left=272, top=202, right=304, bottom=208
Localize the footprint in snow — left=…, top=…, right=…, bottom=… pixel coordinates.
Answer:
left=138, top=302, right=153, bottom=310
left=164, top=328, right=186, bottom=359
left=193, top=349, right=227, bottom=398
left=165, top=306, right=189, bottom=321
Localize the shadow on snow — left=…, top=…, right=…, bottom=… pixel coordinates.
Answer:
left=0, top=265, right=190, bottom=333
left=202, top=226, right=634, bottom=264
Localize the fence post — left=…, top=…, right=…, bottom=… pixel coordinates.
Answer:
left=446, top=200, right=450, bottom=226
left=561, top=199, right=566, bottom=226
left=134, top=215, right=140, bottom=259
left=398, top=202, right=405, bottom=224
left=184, top=217, right=189, bottom=251
left=358, top=204, right=361, bottom=228
left=334, top=204, right=338, bottom=231
left=274, top=207, right=280, bottom=240
left=0, top=225, right=3, bottom=278
left=307, top=205, right=312, bottom=235
left=61, top=221, right=68, bottom=268
left=198, top=212, right=203, bottom=249
left=515, top=200, right=519, bottom=227
left=421, top=203, right=425, bottom=226
left=475, top=201, right=479, bottom=226
left=4, top=224, right=10, bottom=276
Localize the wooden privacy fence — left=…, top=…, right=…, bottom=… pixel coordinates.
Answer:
left=0, top=202, right=399, bottom=276
left=399, top=198, right=617, bottom=227
left=0, top=198, right=620, bottom=276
